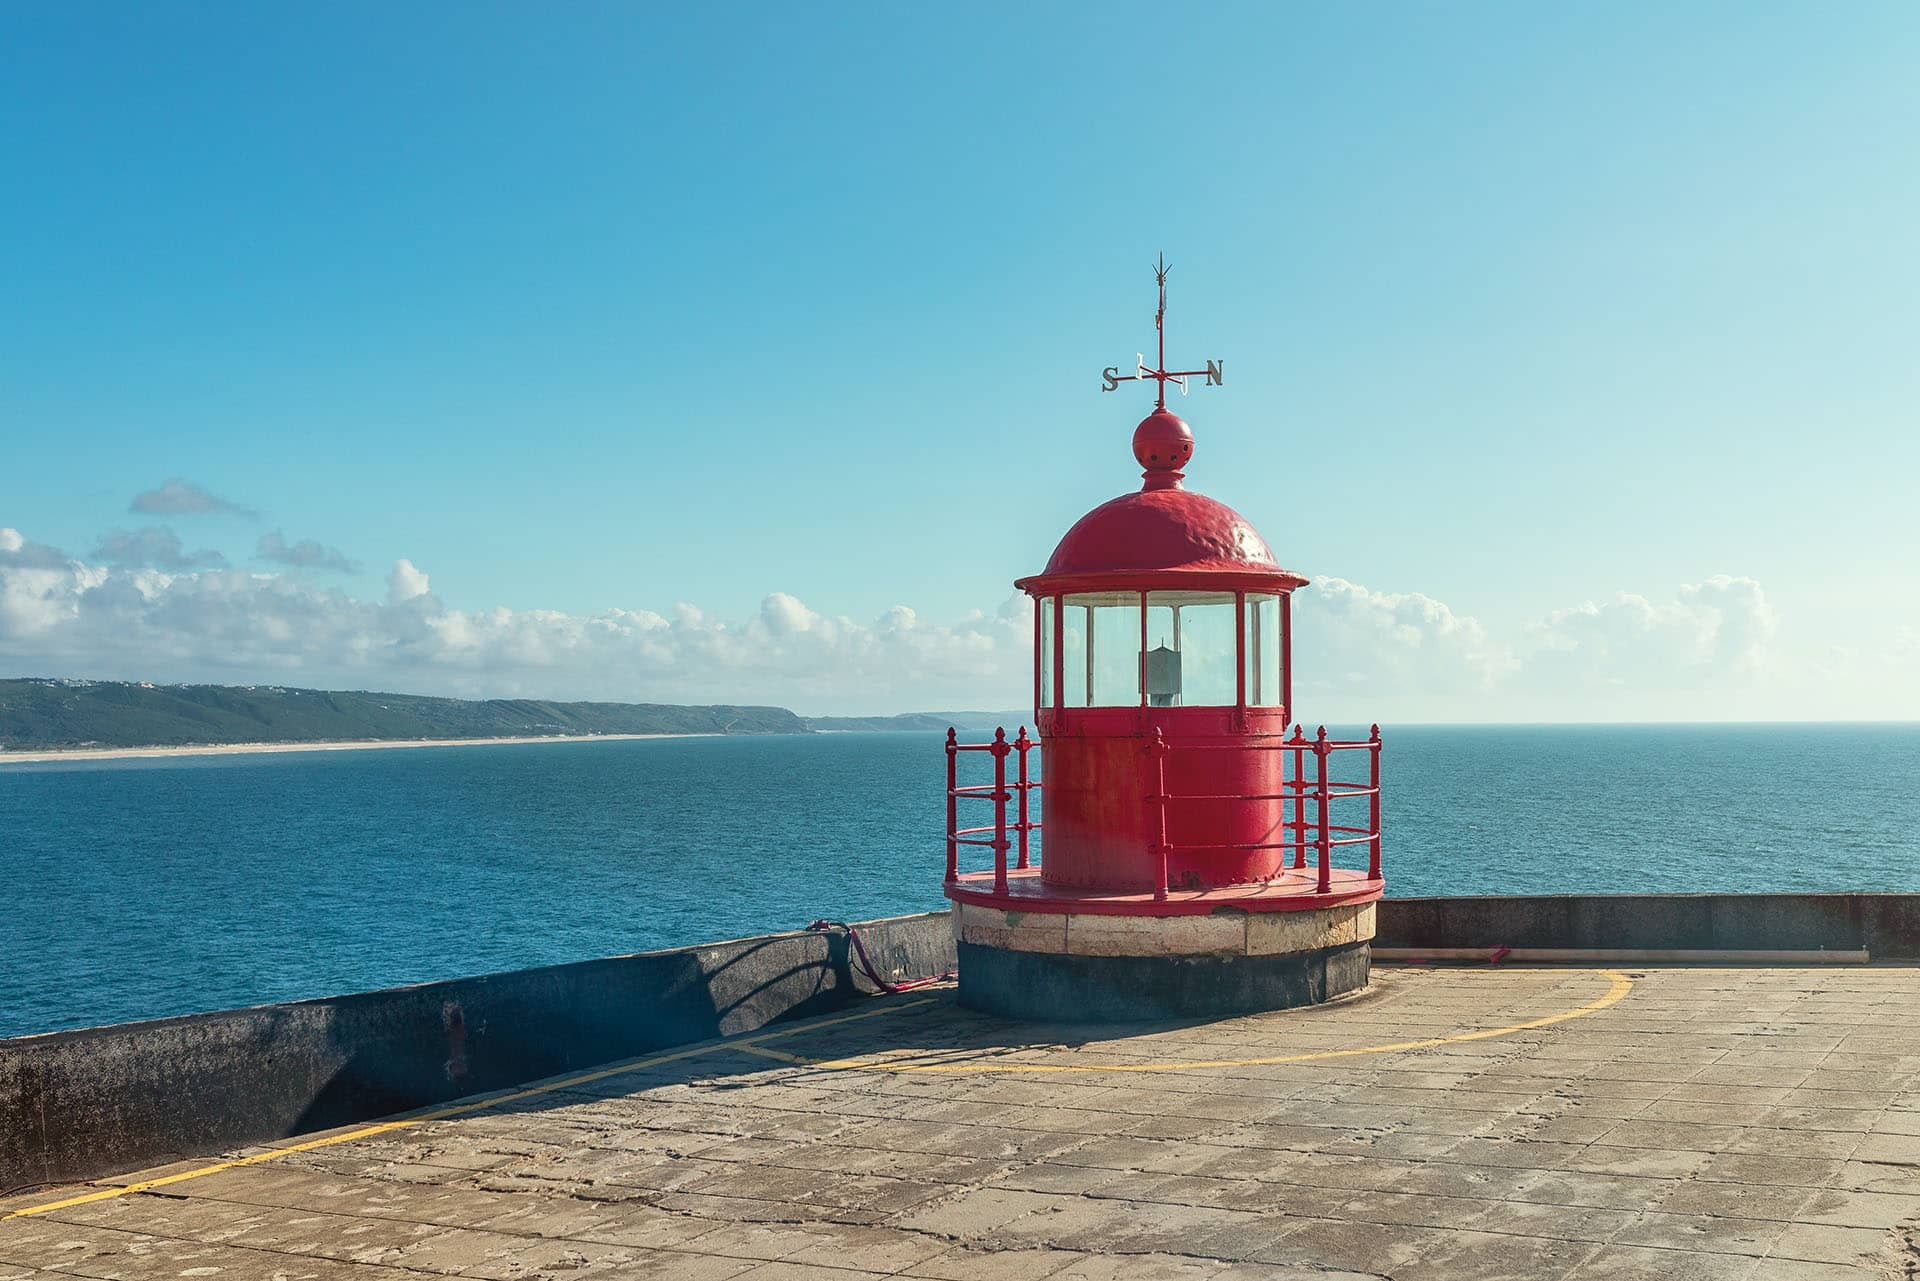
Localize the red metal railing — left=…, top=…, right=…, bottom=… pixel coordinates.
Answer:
left=1149, top=724, right=1382, bottom=901
left=944, top=724, right=1379, bottom=903
left=945, top=726, right=1042, bottom=894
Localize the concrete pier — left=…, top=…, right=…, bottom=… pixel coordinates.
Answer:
left=6, top=963, right=1919, bottom=1279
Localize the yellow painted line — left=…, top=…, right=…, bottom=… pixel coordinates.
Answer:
left=2, top=996, right=936, bottom=1221
left=735, top=969, right=1635, bottom=1075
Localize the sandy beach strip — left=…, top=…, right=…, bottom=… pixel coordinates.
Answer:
left=0, top=733, right=715, bottom=765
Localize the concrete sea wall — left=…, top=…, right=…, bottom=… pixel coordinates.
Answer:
left=0, top=913, right=953, bottom=1191
left=1377, top=892, right=1920, bottom=959
left=4, top=893, right=1916, bottom=1189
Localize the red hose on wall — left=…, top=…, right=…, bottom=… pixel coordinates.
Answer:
left=806, top=920, right=955, bottom=994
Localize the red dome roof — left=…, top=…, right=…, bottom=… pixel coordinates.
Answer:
left=1040, top=487, right=1279, bottom=576
left=1018, top=410, right=1307, bottom=592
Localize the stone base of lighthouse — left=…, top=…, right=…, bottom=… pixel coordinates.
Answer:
left=952, top=901, right=1376, bottom=1022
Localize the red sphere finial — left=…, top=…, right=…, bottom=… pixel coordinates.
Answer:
left=1132, top=409, right=1193, bottom=490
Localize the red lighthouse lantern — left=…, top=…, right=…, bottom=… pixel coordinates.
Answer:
left=943, top=261, right=1385, bottom=1020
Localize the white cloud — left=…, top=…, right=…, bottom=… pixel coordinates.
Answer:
left=2, top=522, right=1894, bottom=718
left=387, top=559, right=432, bottom=604
left=1525, top=574, right=1778, bottom=687
left=1256, top=573, right=1798, bottom=722
left=0, top=531, right=1034, bottom=712
left=1294, top=577, right=1518, bottom=700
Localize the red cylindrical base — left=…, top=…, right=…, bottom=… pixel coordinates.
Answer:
left=1038, top=707, right=1294, bottom=894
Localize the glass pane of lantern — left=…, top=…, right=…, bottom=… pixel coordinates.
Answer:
left=1063, top=592, right=1141, bottom=707
left=1060, top=598, right=1088, bottom=708
left=1144, top=602, right=1176, bottom=704
left=1089, top=597, right=1142, bottom=706
left=1036, top=597, right=1054, bottom=708
left=1144, top=591, right=1237, bottom=706
left=1245, top=593, right=1282, bottom=706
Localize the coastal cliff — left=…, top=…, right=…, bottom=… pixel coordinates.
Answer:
left=0, top=678, right=808, bottom=749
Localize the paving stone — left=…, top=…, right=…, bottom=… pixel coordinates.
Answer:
left=1044, top=1253, right=1227, bottom=1279
left=1323, top=1189, right=1523, bottom=1235
left=902, top=1245, right=1089, bottom=1279
left=40, top=1193, right=273, bottom=1240
left=1768, top=1222, right=1897, bottom=1266
left=454, top=1234, right=667, bottom=1279
left=1457, top=1197, right=1637, bottom=1243
left=1250, top=1217, right=1466, bottom=1275
left=1416, top=1227, right=1600, bottom=1281
left=1505, top=1167, right=1672, bottom=1212
left=1594, top=1119, right=1750, bottom=1152
left=777, top=1223, right=953, bottom=1272
left=1655, top=1180, right=1818, bottom=1222
left=729, top=1264, right=893, bottom=1281
left=1831, top=1160, right=1920, bottom=1194
left=0, top=1220, right=427, bottom=1280
left=1560, top=1244, right=1763, bottom=1279
left=599, top=1258, right=795, bottom=1281
left=1869, top=1110, right=1920, bottom=1135
left=663, top=1220, right=847, bottom=1261
left=468, top=1196, right=723, bottom=1247
left=1725, top=1128, right=1865, bottom=1159
left=1796, top=1187, right=1920, bottom=1228
left=1212, top=1264, right=1387, bottom=1281
left=1744, top=1261, right=1885, bottom=1281
left=1696, top=1153, right=1847, bottom=1189
left=650, top=1190, right=873, bottom=1224
left=999, top=1194, right=1264, bottom=1255
left=0, top=1221, right=165, bottom=1270
left=1610, top=1209, right=1789, bottom=1257
left=1850, top=1133, right=1920, bottom=1164
left=1561, top=1145, right=1716, bottom=1180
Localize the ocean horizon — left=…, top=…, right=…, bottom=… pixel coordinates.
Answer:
left=4, top=723, right=1917, bottom=1040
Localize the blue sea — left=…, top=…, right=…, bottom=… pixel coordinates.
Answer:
left=2, top=725, right=1917, bottom=1040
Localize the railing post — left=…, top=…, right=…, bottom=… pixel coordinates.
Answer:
left=1314, top=725, right=1331, bottom=895
left=945, top=727, right=958, bottom=884
left=991, top=727, right=1010, bottom=896
left=1368, top=723, right=1382, bottom=882
left=1290, top=725, right=1308, bottom=870
left=1149, top=727, right=1169, bottom=901
left=1015, top=726, right=1032, bottom=870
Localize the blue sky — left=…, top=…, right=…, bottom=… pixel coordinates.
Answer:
left=2, top=3, right=1916, bottom=718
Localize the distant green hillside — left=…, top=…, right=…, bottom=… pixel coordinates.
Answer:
left=804, top=713, right=956, bottom=733
left=0, top=679, right=807, bottom=750
left=803, top=711, right=1030, bottom=733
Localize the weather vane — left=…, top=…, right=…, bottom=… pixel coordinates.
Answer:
left=1100, top=253, right=1223, bottom=410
